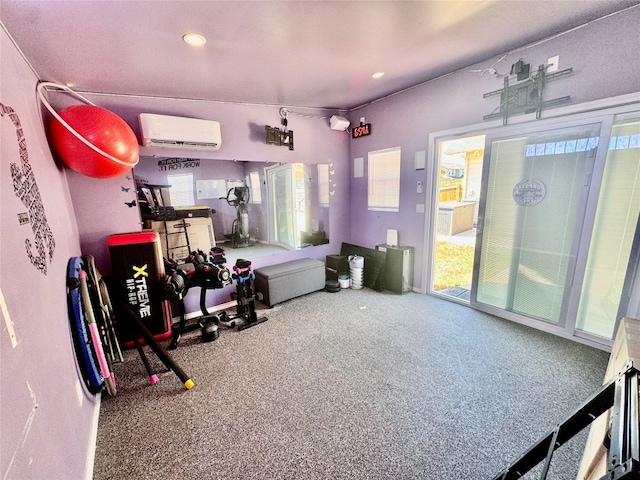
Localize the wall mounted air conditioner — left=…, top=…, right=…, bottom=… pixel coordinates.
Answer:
left=139, top=113, right=222, bottom=151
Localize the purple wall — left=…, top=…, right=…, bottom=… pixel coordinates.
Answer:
left=1, top=28, right=98, bottom=480
left=347, top=8, right=640, bottom=290
left=66, top=170, right=141, bottom=273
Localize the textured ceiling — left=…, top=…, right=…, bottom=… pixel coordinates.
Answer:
left=1, top=0, right=638, bottom=110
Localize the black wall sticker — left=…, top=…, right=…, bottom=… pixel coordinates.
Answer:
left=157, top=158, right=200, bottom=171
left=1, top=103, right=56, bottom=275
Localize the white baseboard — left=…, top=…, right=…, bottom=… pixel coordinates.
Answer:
left=85, top=393, right=101, bottom=480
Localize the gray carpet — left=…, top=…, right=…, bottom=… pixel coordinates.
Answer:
left=93, top=288, right=609, bottom=479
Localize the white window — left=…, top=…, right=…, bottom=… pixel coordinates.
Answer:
left=317, top=164, right=330, bottom=207
left=249, top=171, right=262, bottom=204
left=167, top=173, right=194, bottom=206
left=368, top=147, right=401, bottom=211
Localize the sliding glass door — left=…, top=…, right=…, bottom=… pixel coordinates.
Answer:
left=473, top=122, right=601, bottom=324
left=266, top=163, right=307, bottom=250
left=452, top=109, right=640, bottom=347
left=430, top=135, right=485, bottom=301
left=575, top=116, right=640, bottom=339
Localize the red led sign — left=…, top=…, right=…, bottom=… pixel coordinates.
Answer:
left=352, top=123, right=371, bottom=139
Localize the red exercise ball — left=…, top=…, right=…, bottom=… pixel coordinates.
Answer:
left=49, top=105, right=139, bottom=179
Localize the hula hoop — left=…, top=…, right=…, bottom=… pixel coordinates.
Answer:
left=67, top=257, right=104, bottom=394
left=36, top=81, right=138, bottom=169
left=84, top=255, right=123, bottom=365
left=79, top=269, right=117, bottom=397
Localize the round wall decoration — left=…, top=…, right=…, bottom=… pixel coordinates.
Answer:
left=512, top=178, right=546, bottom=206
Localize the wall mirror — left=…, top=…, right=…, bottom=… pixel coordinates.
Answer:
left=133, top=156, right=330, bottom=265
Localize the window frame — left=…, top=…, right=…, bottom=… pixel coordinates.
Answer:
left=166, top=173, right=194, bottom=207
left=367, top=147, right=401, bottom=212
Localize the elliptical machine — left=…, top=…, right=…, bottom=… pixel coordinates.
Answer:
left=225, top=186, right=251, bottom=248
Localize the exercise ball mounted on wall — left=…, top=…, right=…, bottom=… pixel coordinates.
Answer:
left=37, top=82, right=139, bottom=178
left=49, top=105, right=138, bottom=178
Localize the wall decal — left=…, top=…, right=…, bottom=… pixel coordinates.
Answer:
left=328, top=162, right=335, bottom=197
left=125, top=200, right=137, bottom=208
left=120, top=186, right=130, bottom=192
left=157, top=158, right=200, bottom=171
left=17, top=212, right=29, bottom=225
left=1, top=103, right=56, bottom=275
left=513, top=179, right=546, bottom=207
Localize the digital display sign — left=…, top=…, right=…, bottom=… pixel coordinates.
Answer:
left=352, top=123, right=371, bottom=139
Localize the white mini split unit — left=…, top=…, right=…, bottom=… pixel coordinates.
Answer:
left=139, top=113, right=222, bottom=151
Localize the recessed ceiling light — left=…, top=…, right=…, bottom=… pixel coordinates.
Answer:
left=183, top=33, right=206, bottom=46
left=371, top=72, right=385, bottom=79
